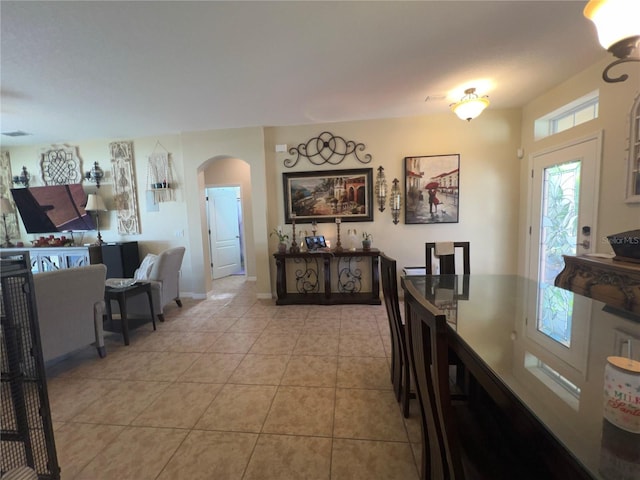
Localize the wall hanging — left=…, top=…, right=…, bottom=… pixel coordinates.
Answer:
left=40, top=145, right=82, bottom=185
left=146, top=141, right=176, bottom=204
left=283, top=168, right=373, bottom=223
left=110, top=140, right=140, bottom=235
left=404, top=154, right=460, bottom=224
left=0, top=151, right=19, bottom=242
left=284, top=131, right=372, bottom=168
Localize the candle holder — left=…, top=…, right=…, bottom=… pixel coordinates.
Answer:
left=335, top=217, right=343, bottom=252
left=289, top=213, right=300, bottom=253
left=375, top=166, right=387, bottom=212
left=390, top=178, right=402, bottom=225
left=311, top=220, right=318, bottom=236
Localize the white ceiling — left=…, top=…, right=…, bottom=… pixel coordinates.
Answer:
left=0, top=1, right=605, bottom=147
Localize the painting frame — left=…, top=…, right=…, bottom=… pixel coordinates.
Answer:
left=283, top=168, right=373, bottom=223
left=404, top=154, right=460, bottom=224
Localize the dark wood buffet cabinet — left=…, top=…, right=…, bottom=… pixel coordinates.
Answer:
left=273, top=249, right=381, bottom=305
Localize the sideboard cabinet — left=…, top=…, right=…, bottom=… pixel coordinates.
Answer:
left=273, top=249, right=381, bottom=305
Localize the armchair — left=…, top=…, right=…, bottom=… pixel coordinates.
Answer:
left=113, top=246, right=185, bottom=322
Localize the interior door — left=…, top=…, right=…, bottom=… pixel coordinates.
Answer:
left=526, top=133, right=601, bottom=375
left=207, top=186, right=242, bottom=279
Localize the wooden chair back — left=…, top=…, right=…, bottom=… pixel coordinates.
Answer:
left=380, top=253, right=410, bottom=414
left=425, top=242, right=470, bottom=275
left=405, top=289, right=464, bottom=479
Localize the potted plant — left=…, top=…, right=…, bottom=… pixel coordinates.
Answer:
left=362, top=232, right=372, bottom=250
left=270, top=228, right=289, bottom=253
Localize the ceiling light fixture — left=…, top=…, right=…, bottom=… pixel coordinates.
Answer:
left=584, top=0, right=640, bottom=83
left=450, top=88, right=489, bottom=122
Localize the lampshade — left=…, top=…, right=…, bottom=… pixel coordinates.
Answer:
left=584, top=0, right=640, bottom=52
left=85, top=194, right=107, bottom=212
left=0, top=197, right=14, bottom=214
left=451, top=88, right=490, bottom=122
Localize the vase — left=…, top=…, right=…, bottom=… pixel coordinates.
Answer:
left=278, top=242, right=287, bottom=253
left=362, top=239, right=371, bottom=251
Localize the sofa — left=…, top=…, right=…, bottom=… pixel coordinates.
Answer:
left=33, top=264, right=107, bottom=362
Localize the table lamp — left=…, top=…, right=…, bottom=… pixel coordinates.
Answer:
left=85, top=193, right=107, bottom=245
left=0, top=197, right=15, bottom=247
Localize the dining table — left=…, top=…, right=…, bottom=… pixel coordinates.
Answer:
left=401, top=273, right=640, bottom=480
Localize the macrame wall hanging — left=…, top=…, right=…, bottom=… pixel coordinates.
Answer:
left=146, top=141, right=176, bottom=204
left=110, top=140, right=140, bottom=235
left=40, top=145, right=82, bottom=185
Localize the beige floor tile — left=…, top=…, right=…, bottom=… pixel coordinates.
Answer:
left=340, top=317, right=380, bottom=335
left=216, top=304, right=253, bottom=318
left=249, top=333, right=299, bottom=355
left=75, top=426, right=187, bottom=480
left=157, top=430, right=258, bottom=480
left=196, top=315, right=240, bottom=332
left=208, top=332, right=260, bottom=353
left=293, top=334, right=339, bottom=356
left=331, top=438, right=419, bottom=480
left=179, top=352, right=245, bottom=383
left=262, top=386, right=334, bottom=437
left=226, top=316, right=271, bottom=333
left=46, top=378, right=118, bottom=422
left=337, top=356, right=392, bottom=389
left=302, top=317, right=341, bottom=333
left=131, top=382, right=223, bottom=428
left=281, top=355, right=337, bottom=387
left=87, top=351, right=200, bottom=382
left=227, top=354, right=289, bottom=385
left=195, top=384, right=277, bottom=432
left=129, top=331, right=222, bottom=352
left=243, top=434, right=331, bottom=480
left=338, top=334, right=386, bottom=357
left=333, top=388, right=408, bottom=441
left=54, top=422, right=125, bottom=479
left=264, top=317, right=306, bottom=333
left=72, top=380, right=169, bottom=425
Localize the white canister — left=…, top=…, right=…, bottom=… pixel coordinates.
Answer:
left=603, top=356, right=640, bottom=434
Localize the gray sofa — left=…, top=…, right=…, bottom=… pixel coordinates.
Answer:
left=33, top=264, right=107, bottom=362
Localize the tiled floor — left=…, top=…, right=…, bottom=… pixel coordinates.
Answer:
left=45, top=275, right=422, bottom=479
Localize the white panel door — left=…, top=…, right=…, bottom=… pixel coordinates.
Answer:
left=207, top=187, right=242, bottom=279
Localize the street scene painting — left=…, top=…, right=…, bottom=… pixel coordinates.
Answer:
left=283, top=168, right=373, bottom=223
left=404, top=154, right=460, bottom=224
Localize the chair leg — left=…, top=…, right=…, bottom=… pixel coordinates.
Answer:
left=402, top=358, right=411, bottom=418
left=175, top=298, right=182, bottom=307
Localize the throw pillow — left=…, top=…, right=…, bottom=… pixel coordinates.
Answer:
left=134, top=253, right=157, bottom=281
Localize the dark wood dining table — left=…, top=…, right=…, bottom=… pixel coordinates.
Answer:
left=401, top=274, right=640, bottom=480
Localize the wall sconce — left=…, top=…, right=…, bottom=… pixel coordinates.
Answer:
left=450, top=88, right=490, bottom=121
left=584, top=0, right=640, bottom=83
left=389, top=178, right=402, bottom=225
left=374, top=166, right=387, bottom=212
left=12, top=166, right=30, bottom=187
left=85, top=161, right=105, bottom=188
left=0, top=197, right=15, bottom=247
left=85, top=193, right=107, bottom=245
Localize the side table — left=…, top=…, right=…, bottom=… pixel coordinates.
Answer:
left=104, top=282, right=156, bottom=345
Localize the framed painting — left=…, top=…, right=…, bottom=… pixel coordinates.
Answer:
left=283, top=168, right=373, bottom=223
left=404, top=154, right=460, bottom=224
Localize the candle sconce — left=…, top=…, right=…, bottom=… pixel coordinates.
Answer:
left=289, top=213, right=300, bottom=253
left=12, top=166, right=30, bottom=188
left=374, top=166, right=387, bottom=212
left=85, top=161, right=105, bottom=188
left=390, top=178, right=402, bottom=225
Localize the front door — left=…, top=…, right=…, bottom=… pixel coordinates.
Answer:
left=526, top=133, right=601, bottom=374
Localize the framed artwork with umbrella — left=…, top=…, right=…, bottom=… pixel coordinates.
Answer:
left=404, top=154, right=460, bottom=224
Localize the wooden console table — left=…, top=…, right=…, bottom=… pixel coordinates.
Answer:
left=273, top=249, right=381, bottom=305
left=554, top=255, right=640, bottom=315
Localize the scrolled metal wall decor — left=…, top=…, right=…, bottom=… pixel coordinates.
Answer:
left=41, top=145, right=82, bottom=185
left=284, top=131, right=372, bottom=168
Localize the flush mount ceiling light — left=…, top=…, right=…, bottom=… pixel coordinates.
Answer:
left=450, top=88, right=490, bottom=122
left=584, top=0, right=640, bottom=83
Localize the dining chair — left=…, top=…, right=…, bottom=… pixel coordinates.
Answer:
left=405, top=291, right=546, bottom=480
left=380, top=253, right=412, bottom=418
left=425, top=241, right=470, bottom=274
